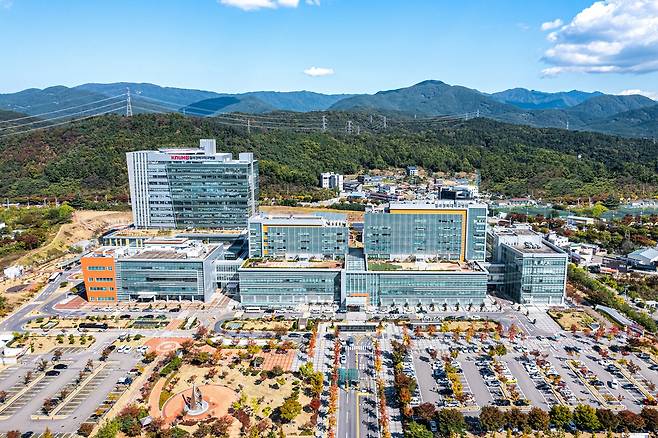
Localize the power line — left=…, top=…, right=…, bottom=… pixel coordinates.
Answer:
left=0, top=100, right=126, bottom=131
left=0, top=91, right=126, bottom=113
left=133, top=95, right=326, bottom=125
left=0, top=94, right=126, bottom=125
left=0, top=106, right=125, bottom=138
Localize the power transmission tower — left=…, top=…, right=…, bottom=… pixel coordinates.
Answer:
left=381, top=115, right=387, bottom=129
left=247, top=119, right=251, bottom=134
left=347, top=120, right=352, bottom=134
left=476, top=109, right=480, bottom=118
left=322, top=115, right=327, bottom=132
left=356, top=125, right=361, bottom=135
left=126, top=88, right=133, bottom=117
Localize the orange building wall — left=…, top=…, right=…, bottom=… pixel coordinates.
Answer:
left=81, top=255, right=117, bottom=302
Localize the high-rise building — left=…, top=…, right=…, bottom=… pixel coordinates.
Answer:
left=248, top=213, right=348, bottom=259
left=364, top=201, right=487, bottom=262
left=127, top=139, right=258, bottom=230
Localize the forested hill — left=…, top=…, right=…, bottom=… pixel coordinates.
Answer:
left=0, top=112, right=657, bottom=201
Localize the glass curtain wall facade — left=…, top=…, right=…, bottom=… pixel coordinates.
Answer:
left=364, top=202, right=487, bottom=262
left=116, top=248, right=221, bottom=302
left=239, top=269, right=341, bottom=307
left=248, top=215, right=348, bottom=259
left=341, top=248, right=487, bottom=309
left=499, top=247, right=567, bottom=305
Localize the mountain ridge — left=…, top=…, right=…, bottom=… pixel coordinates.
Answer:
left=1, top=80, right=656, bottom=137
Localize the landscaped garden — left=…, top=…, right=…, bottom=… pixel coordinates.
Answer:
left=133, top=329, right=323, bottom=437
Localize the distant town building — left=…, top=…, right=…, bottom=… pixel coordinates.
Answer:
left=320, top=172, right=344, bottom=191
left=127, top=139, right=258, bottom=230
left=406, top=166, right=419, bottom=177
left=626, top=247, right=658, bottom=271
left=566, top=215, right=595, bottom=227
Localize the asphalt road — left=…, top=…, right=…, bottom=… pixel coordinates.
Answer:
left=337, top=335, right=379, bottom=438
left=0, top=268, right=80, bottom=332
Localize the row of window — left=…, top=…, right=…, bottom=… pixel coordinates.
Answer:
left=87, top=266, right=113, bottom=271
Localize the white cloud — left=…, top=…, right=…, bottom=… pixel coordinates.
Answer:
left=306, top=0, right=321, bottom=5
left=0, top=0, right=13, bottom=9
left=303, top=66, right=334, bottom=77
left=541, top=0, right=658, bottom=75
left=619, top=89, right=658, bottom=100
left=541, top=18, right=563, bottom=31
left=219, top=0, right=299, bottom=11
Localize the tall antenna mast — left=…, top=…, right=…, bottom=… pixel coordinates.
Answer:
left=126, top=88, right=133, bottom=117
left=322, top=115, right=327, bottom=132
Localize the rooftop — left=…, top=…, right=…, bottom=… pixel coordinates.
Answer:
left=250, top=212, right=347, bottom=227
left=108, top=227, right=246, bottom=238
left=367, top=259, right=483, bottom=272
left=124, top=250, right=191, bottom=260
left=384, top=200, right=486, bottom=211
left=509, top=241, right=563, bottom=255
left=241, top=258, right=344, bottom=270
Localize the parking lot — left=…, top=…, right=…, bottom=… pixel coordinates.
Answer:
left=0, top=348, right=140, bottom=434
left=401, top=326, right=657, bottom=414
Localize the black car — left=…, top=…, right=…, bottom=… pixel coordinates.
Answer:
left=53, top=363, right=68, bottom=370
left=45, top=370, right=60, bottom=377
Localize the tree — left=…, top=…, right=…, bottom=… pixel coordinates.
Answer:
left=180, top=339, right=194, bottom=354
left=38, top=359, right=49, bottom=371
left=405, top=421, right=433, bottom=438
left=42, top=428, right=53, bottom=438
left=505, top=407, right=528, bottom=431
left=641, top=407, right=658, bottom=432
left=528, top=407, right=550, bottom=431
left=550, top=405, right=572, bottom=430
left=413, top=402, right=437, bottom=422
left=617, top=410, right=645, bottom=432
left=210, top=415, right=234, bottom=438
left=479, top=406, right=505, bottom=432
left=573, top=404, right=600, bottom=431
left=52, top=349, right=63, bottom=361
left=596, top=409, right=619, bottom=432
left=195, top=324, right=209, bottom=340
left=436, top=408, right=466, bottom=437
left=507, top=323, right=518, bottom=342
left=6, top=431, right=20, bottom=438
left=279, top=396, right=302, bottom=422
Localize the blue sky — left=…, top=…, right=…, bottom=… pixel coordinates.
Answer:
left=1, top=0, right=657, bottom=97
